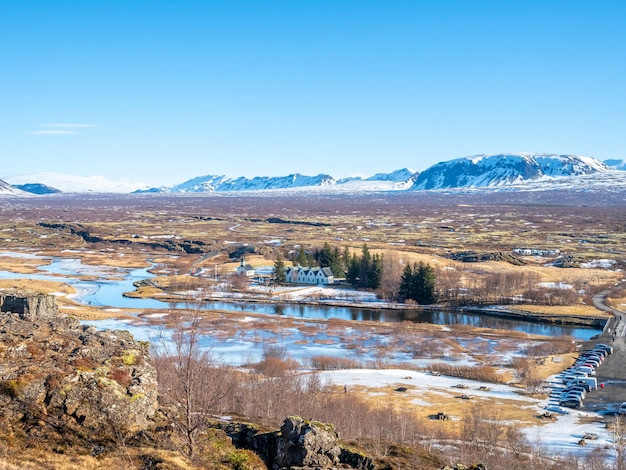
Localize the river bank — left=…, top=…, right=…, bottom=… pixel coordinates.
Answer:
left=126, top=281, right=609, bottom=331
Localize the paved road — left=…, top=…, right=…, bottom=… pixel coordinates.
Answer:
left=593, top=280, right=626, bottom=337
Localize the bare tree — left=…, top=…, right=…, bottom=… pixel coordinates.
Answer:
left=377, top=251, right=402, bottom=300
left=152, top=312, right=235, bottom=461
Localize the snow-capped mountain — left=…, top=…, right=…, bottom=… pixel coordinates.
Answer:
left=605, top=159, right=626, bottom=171
left=410, top=154, right=611, bottom=190
left=4, top=155, right=624, bottom=195
left=146, top=173, right=337, bottom=193
left=13, top=183, right=61, bottom=195
left=0, top=179, right=29, bottom=196
left=366, top=168, right=416, bottom=182
left=4, top=172, right=150, bottom=193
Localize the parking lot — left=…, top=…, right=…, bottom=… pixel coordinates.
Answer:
left=577, top=334, right=626, bottom=415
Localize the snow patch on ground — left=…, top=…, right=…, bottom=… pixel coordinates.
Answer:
left=318, top=368, right=615, bottom=458
left=580, top=259, right=617, bottom=269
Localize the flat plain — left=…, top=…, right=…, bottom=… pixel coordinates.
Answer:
left=1, top=189, right=625, bottom=468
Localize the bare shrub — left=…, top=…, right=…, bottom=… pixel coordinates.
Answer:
left=509, top=357, right=544, bottom=393
left=309, top=355, right=365, bottom=370
left=522, top=338, right=576, bottom=356
left=428, top=363, right=507, bottom=384
left=252, top=357, right=299, bottom=377
left=262, top=344, right=287, bottom=361
left=230, top=272, right=249, bottom=291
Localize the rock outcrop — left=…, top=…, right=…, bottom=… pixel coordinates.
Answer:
left=275, top=416, right=342, bottom=469
left=219, top=416, right=376, bottom=470
left=0, top=289, right=158, bottom=440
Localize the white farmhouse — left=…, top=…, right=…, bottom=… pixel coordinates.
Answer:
left=284, top=266, right=334, bottom=285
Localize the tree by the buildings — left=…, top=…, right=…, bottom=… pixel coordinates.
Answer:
left=399, top=261, right=437, bottom=304
left=344, top=244, right=382, bottom=289
left=330, top=246, right=345, bottom=278
left=295, top=245, right=308, bottom=267
left=273, top=252, right=286, bottom=284
left=346, top=252, right=360, bottom=286
left=369, top=253, right=383, bottom=290
left=357, top=244, right=372, bottom=288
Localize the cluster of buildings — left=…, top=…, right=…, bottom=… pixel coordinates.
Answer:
left=513, top=248, right=560, bottom=256
left=235, top=258, right=335, bottom=285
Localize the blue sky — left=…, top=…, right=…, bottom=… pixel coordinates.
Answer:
left=2, top=0, right=625, bottom=186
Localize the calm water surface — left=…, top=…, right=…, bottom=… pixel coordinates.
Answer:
left=0, top=256, right=602, bottom=340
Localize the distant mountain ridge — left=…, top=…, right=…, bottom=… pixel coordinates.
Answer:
left=3, top=154, right=625, bottom=195
left=136, top=171, right=407, bottom=194
left=13, top=183, right=61, bottom=195
left=410, top=153, right=611, bottom=190
left=0, top=179, right=28, bottom=197
left=605, top=159, right=626, bottom=171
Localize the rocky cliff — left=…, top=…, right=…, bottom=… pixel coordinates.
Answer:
left=0, top=289, right=158, bottom=441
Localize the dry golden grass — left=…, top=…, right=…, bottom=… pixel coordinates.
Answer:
left=330, top=381, right=541, bottom=433
left=0, top=278, right=73, bottom=294
left=0, top=256, right=51, bottom=274
left=512, top=304, right=609, bottom=318
left=0, top=447, right=196, bottom=470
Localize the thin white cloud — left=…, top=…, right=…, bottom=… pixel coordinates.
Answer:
left=29, top=130, right=78, bottom=135
left=43, top=123, right=99, bottom=128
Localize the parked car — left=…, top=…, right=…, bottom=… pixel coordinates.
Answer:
left=559, top=398, right=582, bottom=409
left=580, top=351, right=604, bottom=361
left=578, top=357, right=602, bottom=367
left=560, top=391, right=585, bottom=402
left=575, top=365, right=596, bottom=376
left=619, top=402, right=626, bottom=415
left=577, top=358, right=601, bottom=368
left=563, top=386, right=587, bottom=398
left=595, top=343, right=613, bottom=354
left=566, top=377, right=597, bottom=391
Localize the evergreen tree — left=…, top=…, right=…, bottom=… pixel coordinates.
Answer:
left=342, top=246, right=352, bottom=274
left=346, top=253, right=360, bottom=286
left=417, top=262, right=437, bottom=304
left=398, top=262, right=437, bottom=304
left=273, top=252, right=286, bottom=284
left=319, top=242, right=333, bottom=268
left=368, top=253, right=383, bottom=290
left=330, top=246, right=345, bottom=278
left=398, top=263, right=415, bottom=300
left=296, top=245, right=308, bottom=267
left=358, top=244, right=371, bottom=288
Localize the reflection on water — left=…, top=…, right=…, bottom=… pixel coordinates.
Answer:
left=0, top=256, right=602, bottom=339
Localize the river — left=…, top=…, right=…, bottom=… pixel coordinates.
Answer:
left=0, top=255, right=602, bottom=340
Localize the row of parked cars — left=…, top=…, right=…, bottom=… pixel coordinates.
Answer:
left=557, top=343, right=614, bottom=409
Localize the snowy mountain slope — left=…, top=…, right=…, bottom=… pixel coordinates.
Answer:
left=0, top=178, right=29, bottom=196
left=366, top=168, right=416, bottom=182
left=5, top=172, right=149, bottom=193
left=605, top=159, right=626, bottom=171
left=13, top=183, right=61, bottom=195
left=4, top=156, right=623, bottom=195
left=411, top=154, right=611, bottom=190
left=151, top=173, right=337, bottom=193
left=217, top=173, right=335, bottom=191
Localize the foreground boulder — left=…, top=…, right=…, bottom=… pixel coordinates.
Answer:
left=219, top=416, right=376, bottom=470
left=275, top=416, right=342, bottom=469
left=0, top=289, right=158, bottom=439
